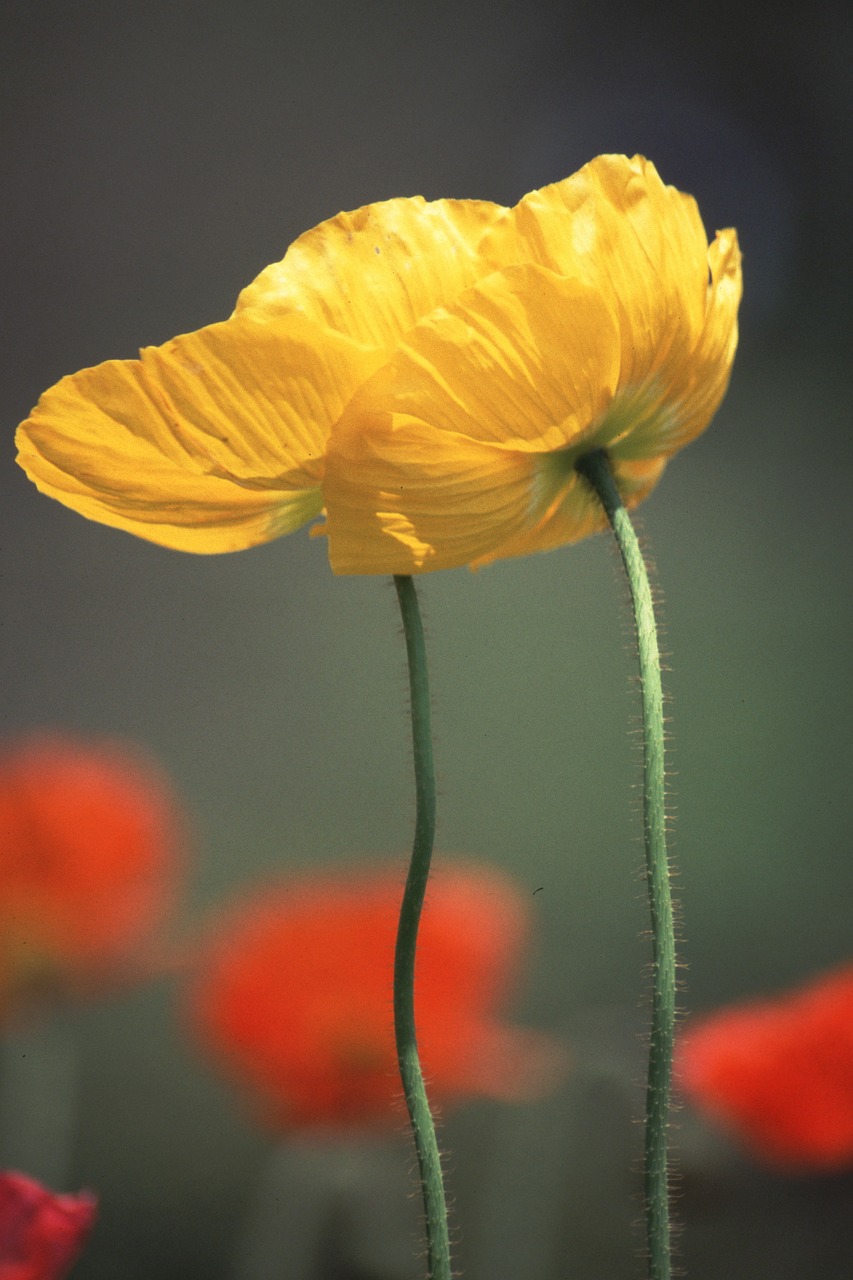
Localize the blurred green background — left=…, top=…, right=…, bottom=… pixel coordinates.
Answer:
left=1, top=1, right=852, bottom=1277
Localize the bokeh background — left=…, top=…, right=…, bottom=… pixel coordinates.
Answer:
left=2, top=1, right=852, bottom=1277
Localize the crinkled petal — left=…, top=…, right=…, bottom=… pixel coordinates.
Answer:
left=235, top=196, right=510, bottom=351
left=476, top=161, right=740, bottom=556
left=470, top=455, right=667, bottom=569
left=356, top=264, right=622, bottom=450
left=17, top=158, right=741, bottom=567
left=586, top=225, right=741, bottom=463
left=323, top=414, right=538, bottom=574
left=483, top=154, right=714, bottom=387
left=323, top=265, right=625, bottom=574
left=660, top=226, right=742, bottom=451
left=17, top=310, right=378, bottom=553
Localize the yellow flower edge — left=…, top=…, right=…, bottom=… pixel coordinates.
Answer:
left=16, top=155, right=741, bottom=568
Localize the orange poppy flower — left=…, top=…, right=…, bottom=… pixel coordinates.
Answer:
left=0, top=734, right=187, bottom=1018
left=678, top=964, right=853, bottom=1170
left=0, top=1171, right=96, bottom=1280
left=17, top=155, right=740, bottom=571
left=187, top=862, right=564, bottom=1130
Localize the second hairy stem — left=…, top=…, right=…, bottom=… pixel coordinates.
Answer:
left=392, top=574, right=451, bottom=1280
left=576, top=450, right=676, bottom=1280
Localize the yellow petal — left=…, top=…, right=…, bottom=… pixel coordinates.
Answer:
left=361, top=264, right=622, bottom=450
left=666, top=226, right=742, bottom=450
left=587, top=225, right=741, bottom=463
left=234, top=196, right=510, bottom=352
left=324, top=208, right=741, bottom=578
left=484, top=156, right=742, bottom=462
left=482, top=224, right=740, bottom=567
left=483, top=154, right=713, bottom=386
left=17, top=309, right=378, bottom=553
left=18, top=158, right=741, bottom=566
left=323, top=265, right=623, bottom=574
left=323, top=412, right=538, bottom=575
left=470, top=456, right=667, bottom=569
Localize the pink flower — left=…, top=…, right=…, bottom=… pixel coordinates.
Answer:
left=0, top=1172, right=96, bottom=1280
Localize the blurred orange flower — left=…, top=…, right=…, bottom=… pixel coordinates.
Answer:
left=17, top=155, right=740, bottom=572
left=0, top=1171, right=96, bottom=1280
left=678, top=964, right=853, bottom=1170
left=0, top=734, right=187, bottom=1019
left=187, top=862, right=564, bottom=1130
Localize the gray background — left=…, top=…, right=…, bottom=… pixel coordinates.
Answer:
left=2, top=2, right=852, bottom=1277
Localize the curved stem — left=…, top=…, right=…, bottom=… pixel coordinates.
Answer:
left=392, top=574, right=451, bottom=1280
left=576, top=451, right=675, bottom=1280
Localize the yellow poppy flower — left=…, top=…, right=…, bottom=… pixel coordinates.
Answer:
left=16, top=155, right=741, bottom=569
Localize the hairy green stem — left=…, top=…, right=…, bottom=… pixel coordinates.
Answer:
left=392, top=574, right=451, bottom=1280
left=576, top=450, right=676, bottom=1280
